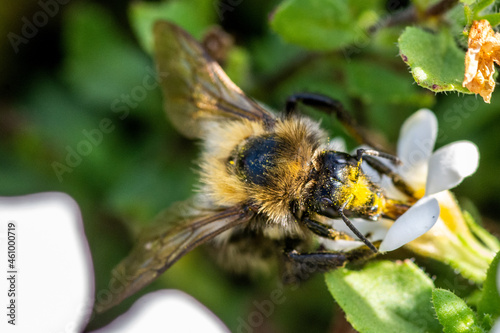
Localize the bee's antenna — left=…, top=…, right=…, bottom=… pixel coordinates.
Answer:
left=338, top=210, right=378, bottom=253
left=321, top=197, right=378, bottom=253
left=355, top=148, right=402, bottom=166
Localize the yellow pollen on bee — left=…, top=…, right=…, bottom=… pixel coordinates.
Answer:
left=344, top=173, right=379, bottom=210
left=332, top=165, right=384, bottom=217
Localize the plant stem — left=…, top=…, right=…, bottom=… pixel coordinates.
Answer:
left=370, top=0, right=459, bottom=33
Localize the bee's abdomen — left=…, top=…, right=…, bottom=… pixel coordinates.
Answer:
left=235, top=135, right=278, bottom=185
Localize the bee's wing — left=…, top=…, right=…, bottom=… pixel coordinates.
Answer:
left=154, top=21, right=275, bottom=138
left=96, top=199, right=252, bottom=312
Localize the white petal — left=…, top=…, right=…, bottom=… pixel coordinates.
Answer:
left=91, top=290, right=229, bottom=333
left=492, top=319, right=500, bottom=333
left=425, top=141, right=479, bottom=195
left=0, top=193, right=94, bottom=333
left=379, top=196, right=440, bottom=252
left=397, top=109, right=437, bottom=187
left=320, top=218, right=393, bottom=251
left=320, top=239, right=366, bottom=251
left=326, top=218, right=393, bottom=242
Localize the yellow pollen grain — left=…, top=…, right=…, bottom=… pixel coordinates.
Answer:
left=348, top=176, right=374, bottom=208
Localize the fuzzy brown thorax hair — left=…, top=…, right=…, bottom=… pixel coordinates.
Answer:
left=199, top=116, right=328, bottom=228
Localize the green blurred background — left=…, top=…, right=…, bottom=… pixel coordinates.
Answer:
left=1, top=0, right=500, bottom=331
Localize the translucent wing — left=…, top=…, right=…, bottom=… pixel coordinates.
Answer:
left=96, top=198, right=252, bottom=312
left=154, top=21, right=275, bottom=138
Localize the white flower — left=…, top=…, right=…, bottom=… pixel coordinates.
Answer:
left=380, top=109, right=479, bottom=252
left=90, top=290, right=229, bottom=333
left=390, top=109, right=479, bottom=197
left=0, top=192, right=228, bottom=333
left=0, top=192, right=93, bottom=332
left=322, top=109, right=479, bottom=253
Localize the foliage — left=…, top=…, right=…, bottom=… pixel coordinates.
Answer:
left=326, top=260, right=442, bottom=333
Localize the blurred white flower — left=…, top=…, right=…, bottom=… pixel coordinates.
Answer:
left=0, top=192, right=228, bottom=333
left=90, top=290, right=229, bottom=333
left=0, top=192, right=93, bottom=333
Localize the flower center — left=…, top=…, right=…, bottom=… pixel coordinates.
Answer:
left=414, top=188, right=425, bottom=199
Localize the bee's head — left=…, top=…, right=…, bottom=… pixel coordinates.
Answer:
left=308, top=150, right=383, bottom=219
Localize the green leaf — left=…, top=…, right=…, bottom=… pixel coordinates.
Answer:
left=479, top=13, right=500, bottom=27
left=345, top=60, right=434, bottom=106
left=446, top=3, right=469, bottom=48
left=472, top=0, right=495, bottom=15
left=463, top=211, right=500, bottom=253
left=62, top=3, right=153, bottom=107
left=129, top=0, right=216, bottom=54
left=477, top=251, right=500, bottom=329
left=464, top=5, right=474, bottom=26
left=432, top=289, right=484, bottom=333
left=270, top=0, right=384, bottom=50
left=412, top=0, right=440, bottom=12
left=398, top=27, right=469, bottom=94
left=325, top=260, right=442, bottom=333
left=224, top=47, right=252, bottom=90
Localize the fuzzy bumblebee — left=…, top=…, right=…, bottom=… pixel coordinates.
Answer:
left=99, top=21, right=415, bottom=312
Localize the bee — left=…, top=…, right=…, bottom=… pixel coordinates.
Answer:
left=99, top=21, right=416, bottom=311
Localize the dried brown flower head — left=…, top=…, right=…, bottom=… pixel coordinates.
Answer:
left=463, top=20, right=500, bottom=103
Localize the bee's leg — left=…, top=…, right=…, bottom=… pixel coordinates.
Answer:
left=355, top=148, right=401, bottom=166
left=285, top=93, right=383, bottom=150
left=281, top=247, right=377, bottom=284
left=353, top=148, right=415, bottom=198
left=363, top=155, right=416, bottom=198
left=302, top=217, right=354, bottom=241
